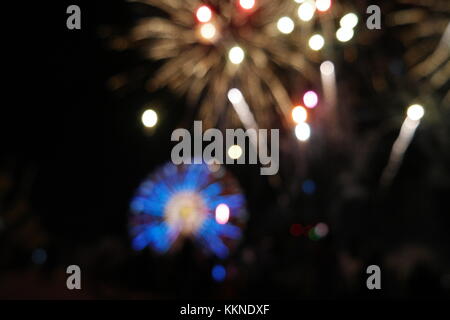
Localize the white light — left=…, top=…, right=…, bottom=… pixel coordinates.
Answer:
left=165, top=191, right=207, bottom=235
left=200, top=23, right=217, bottom=40
left=142, top=109, right=158, bottom=128
left=316, top=0, right=332, bottom=12
left=228, top=88, right=244, bottom=104
left=229, top=46, right=245, bottom=64
left=407, top=104, right=425, bottom=121
left=314, top=223, right=329, bottom=237
left=294, top=0, right=305, bottom=3
left=320, top=60, right=335, bottom=76
left=292, top=106, right=308, bottom=123
left=228, top=145, right=243, bottom=159
left=277, top=17, right=295, bottom=34
left=309, top=34, right=325, bottom=51
left=196, top=5, right=212, bottom=23
left=295, top=122, right=311, bottom=141
left=298, top=1, right=316, bottom=22
left=336, top=27, right=354, bottom=42
left=239, top=0, right=255, bottom=10
left=215, top=204, right=230, bottom=225
left=340, top=13, right=358, bottom=29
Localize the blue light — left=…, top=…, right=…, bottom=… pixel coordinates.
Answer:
left=31, top=248, right=47, bottom=265
left=212, top=264, right=226, bottom=282
left=302, top=179, right=316, bottom=195
left=200, top=182, right=222, bottom=198
left=129, top=162, right=246, bottom=258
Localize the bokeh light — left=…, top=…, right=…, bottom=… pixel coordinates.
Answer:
left=292, top=106, right=308, bottom=123
left=298, top=1, right=316, bottom=22
left=302, top=179, right=316, bottom=194
left=407, top=104, right=425, bottom=121
left=229, top=46, right=245, bottom=64
left=308, top=34, right=325, bottom=51
left=196, top=5, right=213, bottom=23
left=316, top=0, right=332, bottom=12
left=200, top=23, right=217, bottom=40
left=314, top=223, right=329, bottom=238
left=212, top=264, right=226, bottom=282
left=31, top=248, right=47, bottom=265
left=239, top=0, right=256, bottom=10
left=336, top=27, right=354, bottom=42
left=320, top=61, right=335, bottom=76
left=290, top=224, right=303, bottom=237
left=277, top=17, right=295, bottom=34
left=228, top=145, right=243, bottom=159
left=295, top=122, right=311, bottom=141
left=303, top=91, right=319, bottom=108
left=340, top=13, right=358, bottom=29
left=142, top=109, right=158, bottom=128
left=215, top=204, right=230, bottom=225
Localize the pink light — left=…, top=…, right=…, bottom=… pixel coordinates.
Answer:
left=239, top=0, right=256, bottom=10
left=303, top=91, right=319, bottom=108
left=196, top=5, right=213, bottom=23
left=316, top=0, right=332, bottom=12
left=215, top=204, right=230, bottom=224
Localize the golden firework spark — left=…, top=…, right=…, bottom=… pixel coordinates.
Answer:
left=115, top=0, right=356, bottom=128
left=388, top=0, right=450, bottom=104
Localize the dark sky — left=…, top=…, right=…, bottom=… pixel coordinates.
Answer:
left=2, top=0, right=449, bottom=299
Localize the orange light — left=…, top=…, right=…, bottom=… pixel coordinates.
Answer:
left=199, top=23, right=217, bottom=41
left=292, top=106, right=308, bottom=123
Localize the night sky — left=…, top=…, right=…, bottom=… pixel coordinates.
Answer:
left=1, top=0, right=449, bottom=299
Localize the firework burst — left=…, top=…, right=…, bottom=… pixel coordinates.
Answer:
left=117, top=0, right=357, bottom=128
left=129, top=161, right=247, bottom=258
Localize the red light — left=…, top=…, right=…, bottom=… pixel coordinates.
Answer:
left=290, top=224, right=313, bottom=237
left=290, top=224, right=303, bottom=237
left=239, top=0, right=256, bottom=10
left=196, top=5, right=212, bottom=23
